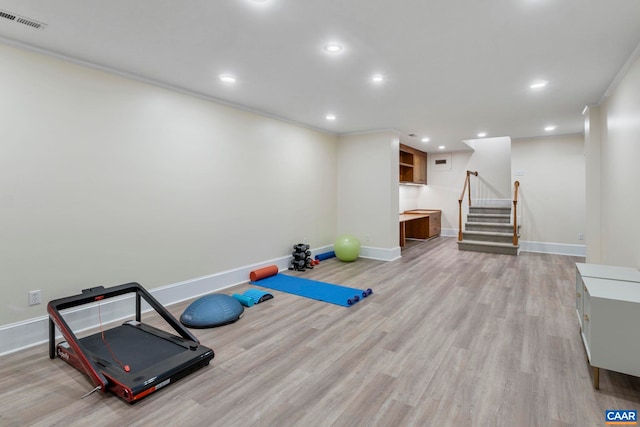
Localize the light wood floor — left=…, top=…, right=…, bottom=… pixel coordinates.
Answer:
left=2, top=237, right=640, bottom=426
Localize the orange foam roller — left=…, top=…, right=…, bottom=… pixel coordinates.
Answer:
left=250, top=265, right=279, bottom=282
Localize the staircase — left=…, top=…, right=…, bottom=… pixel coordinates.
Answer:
left=457, top=205, right=520, bottom=255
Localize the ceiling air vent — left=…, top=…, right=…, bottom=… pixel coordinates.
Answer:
left=0, top=10, right=16, bottom=21
left=0, top=9, right=46, bottom=30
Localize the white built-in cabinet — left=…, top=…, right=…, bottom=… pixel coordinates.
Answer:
left=575, top=263, right=640, bottom=389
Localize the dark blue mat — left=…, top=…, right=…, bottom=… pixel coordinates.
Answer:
left=251, top=274, right=372, bottom=307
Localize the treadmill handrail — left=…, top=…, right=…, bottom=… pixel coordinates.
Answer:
left=48, top=282, right=200, bottom=343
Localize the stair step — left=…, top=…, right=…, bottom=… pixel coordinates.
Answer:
left=469, top=206, right=512, bottom=215
left=462, top=230, right=518, bottom=244
left=465, top=222, right=519, bottom=233
left=467, top=213, right=511, bottom=224
left=457, top=240, right=519, bottom=256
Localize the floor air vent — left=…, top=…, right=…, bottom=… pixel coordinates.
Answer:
left=0, top=9, right=46, bottom=30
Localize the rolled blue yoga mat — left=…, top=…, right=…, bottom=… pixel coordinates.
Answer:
left=314, top=251, right=336, bottom=261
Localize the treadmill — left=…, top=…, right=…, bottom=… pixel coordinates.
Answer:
left=48, top=282, right=214, bottom=403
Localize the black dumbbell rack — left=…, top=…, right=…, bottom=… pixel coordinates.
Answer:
left=290, top=243, right=313, bottom=271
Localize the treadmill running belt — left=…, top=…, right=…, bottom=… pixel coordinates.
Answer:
left=81, top=324, right=184, bottom=373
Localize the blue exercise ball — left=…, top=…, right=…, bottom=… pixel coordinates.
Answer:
left=334, top=234, right=361, bottom=262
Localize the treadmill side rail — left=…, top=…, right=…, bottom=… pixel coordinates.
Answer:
left=48, top=310, right=109, bottom=393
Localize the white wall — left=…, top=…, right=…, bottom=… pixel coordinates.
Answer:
left=399, top=185, right=420, bottom=213
left=598, top=51, right=640, bottom=268
left=416, top=137, right=512, bottom=232
left=416, top=135, right=586, bottom=254
left=511, top=134, right=585, bottom=246
left=337, top=132, right=400, bottom=257
left=463, top=137, right=512, bottom=202
left=416, top=151, right=473, bottom=232
left=410, top=136, right=512, bottom=233
left=0, top=43, right=338, bottom=326
left=584, top=106, right=603, bottom=263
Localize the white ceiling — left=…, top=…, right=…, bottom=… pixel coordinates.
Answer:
left=1, top=0, right=640, bottom=151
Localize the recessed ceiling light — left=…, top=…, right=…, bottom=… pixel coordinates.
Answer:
left=324, top=43, right=343, bottom=53
left=545, top=125, right=557, bottom=131
left=530, top=81, right=548, bottom=89
left=219, top=74, right=236, bottom=83
left=326, top=114, right=336, bottom=121
left=421, top=137, right=430, bottom=143
left=248, top=0, right=270, bottom=7
left=438, top=145, right=446, bottom=150
left=372, top=74, right=384, bottom=83
left=477, top=132, right=487, bottom=138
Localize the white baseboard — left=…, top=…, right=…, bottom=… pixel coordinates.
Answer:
left=441, top=228, right=458, bottom=238
left=311, top=244, right=400, bottom=262
left=1, top=239, right=582, bottom=356
left=0, top=253, right=296, bottom=357
left=519, top=240, right=586, bottom=257
left=443, top=228, right=586, bottom=257
left=0, top=243, right=385, bottom=356
left=360, top=245, right=401, bottom=261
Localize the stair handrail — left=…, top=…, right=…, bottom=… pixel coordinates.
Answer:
left=458, top=170, right=478, bottom=241
left=512, top=180, right=520, bottom=245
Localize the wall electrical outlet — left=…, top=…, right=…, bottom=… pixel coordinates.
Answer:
left=28, top=290, right=42, bottom=306
left=578, top=233, right=584, bottom=241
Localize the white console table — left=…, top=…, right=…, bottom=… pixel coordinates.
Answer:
left=575, top=263, right=640, bottom=389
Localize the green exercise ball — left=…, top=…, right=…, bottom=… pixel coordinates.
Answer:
left=334, top=234, right=361, bottom=262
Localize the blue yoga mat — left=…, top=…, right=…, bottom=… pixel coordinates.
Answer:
left=251, top=274, right=372, bottom=307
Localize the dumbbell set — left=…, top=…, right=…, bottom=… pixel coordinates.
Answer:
left=289, top=243, right=318, bottom=271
